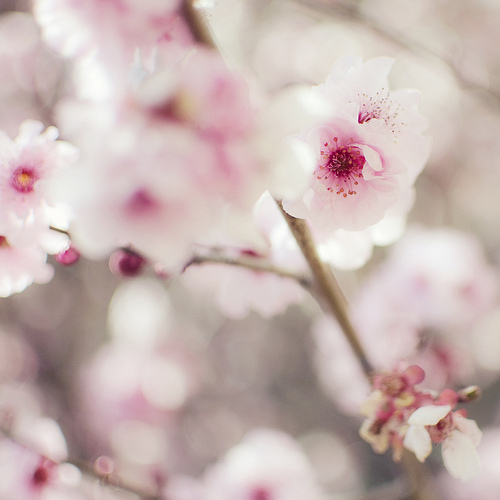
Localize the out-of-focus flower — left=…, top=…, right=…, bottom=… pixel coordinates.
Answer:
left=314, top=226, right=498, bottom=410
left=33, top=0, right=187, bottom=61
left=0, top=236, right=53, bottom=297
left=404, top=404, right=482, bottom=480
left=0, top=120, right=77, bottom=246
left=359, top=365, right=482, bottom=480
left=203, top=428, right=326, bottom=500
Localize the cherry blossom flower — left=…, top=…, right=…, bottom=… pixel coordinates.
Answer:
left=359, top=365, right=482, bottom=480
left=0, top=236, right=53, bottom=297
left=283, top=55, right=430, bottom=232
left=33, top=0, right=187, bottom=61
left=203, top=428, right=326, bottom=500
left=403, top=404, right=482, bottom=480
left=0, top=120, right=77, bottom=245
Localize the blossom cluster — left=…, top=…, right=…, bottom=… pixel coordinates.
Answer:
left=0, top=120, right=77, bottom=297
left=360, top=364, right=482, bottom=480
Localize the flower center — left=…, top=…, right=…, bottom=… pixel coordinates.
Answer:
left=125, top=189, right=160, bottom=216
left=316, top=138, right=365, bottom=197
left=251, top=487, right=272, bottom=500
left=355, top=89, right=404, bottom=140
left=11, top=166, right=37, bottom=193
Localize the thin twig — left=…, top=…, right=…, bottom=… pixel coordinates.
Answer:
left=0, top=429, right=161, bottom=500
left=181, top=0, right=217, bottom=48
left=275, top=200, right=373, bottom=376
left=184, top=250, right=312, bottom=288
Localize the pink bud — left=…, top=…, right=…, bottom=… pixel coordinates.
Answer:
left=403, top=365, right=425, bottom=385
left=437, top=388, right=459, bottom=407
left=109, top=249, right=147, bottom=277
left=55, top=245, right=80, bottom=266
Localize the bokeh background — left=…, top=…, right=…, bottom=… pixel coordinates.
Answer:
left=2, top=1, right=500, bottom=498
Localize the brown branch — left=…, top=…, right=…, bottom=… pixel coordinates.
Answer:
left=184, top=250, right=312, bottom=288
left=275, top=200, right=373, bottom=376
left=0, top=428, right=162, bottom=500
left=181, top=0, right=217, bottom=48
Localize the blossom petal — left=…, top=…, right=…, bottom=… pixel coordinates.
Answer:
left=454, top=415, right=482, bottom=447
left=442, top=430, right=481, bottom=481
left=357, top=144, right=383, bottom=171
left=408, top=405, right=451, bottom=426
left=403, top=425, right=432, bottom=462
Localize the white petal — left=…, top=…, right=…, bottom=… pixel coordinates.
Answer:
left=454, top=415, right=482, bottom=447
left=357, top=144, right=382, bottom=171
left=442, top=430, right=481, bottom=481
left=403, top=425, right=432, bottom=462
left=408, top=405, right=451, bottom=426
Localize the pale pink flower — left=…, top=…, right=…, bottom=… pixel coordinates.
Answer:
left=0, top=120, right=77, bottom=247
left=283, top=55, right=430, bottom=232
left=0, top=236, right=53, bottom=297
left=358, top=365, right=482, bottom=479
left=404, top=405, right=482, bottom=480
left=284, top=119, right=407, bottom=231
left=318, top=55, right=431, bottom=181
left=439, top=427, right=500, bottom=499
left=343, top=226, right=498, bottom=388
left=57, top=112, right=217, bottom=268
left=56, top=44, right=269, bottom=269
left=203, top=428, right=325, bottom=500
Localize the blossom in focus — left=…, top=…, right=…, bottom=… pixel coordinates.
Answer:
left=283, top=55, right=430, bottom=232
left=56, top=43, right=271, bottom=270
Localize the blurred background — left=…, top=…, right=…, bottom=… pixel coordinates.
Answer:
left=2, top=1, right=500, bottom=499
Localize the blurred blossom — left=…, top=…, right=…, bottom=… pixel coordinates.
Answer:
left=439, top=427, right=500, bottom=499
left=79, top=333, right=203, bottom=466
left=107, top=277, right=172, bottom=346
left=202, top=428, right=326, bottom=500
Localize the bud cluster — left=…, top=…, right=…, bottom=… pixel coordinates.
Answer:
left=359, top=365, right=482, bottom=480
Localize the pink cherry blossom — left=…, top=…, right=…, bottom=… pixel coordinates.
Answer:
left=404, top=405, right=482, bottom=480
left=359, top=365, right=482, bottom=480
left=283, top=55, right=430, bottom=232
left=0, top=236, right=53, bottom=297
left=0, top=120, right=77, bottom=246
left=202, top=428, right=325, bottom=500
left=319, top=55, right=431, bottom=181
